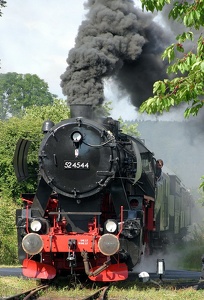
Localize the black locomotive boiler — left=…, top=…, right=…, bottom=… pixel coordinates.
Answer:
left=14, top=104, right=192, bottom=281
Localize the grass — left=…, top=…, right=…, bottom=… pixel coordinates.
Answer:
left=108, top=285, right=204, bottom=300
left=0, top=277, right=38, bottom=297
left=1, top=277, right=204, bottom=299
left=179, top=245, right=204, bottom=271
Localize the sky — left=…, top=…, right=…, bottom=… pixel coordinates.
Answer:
left=0, top=1, right=85, bottom=97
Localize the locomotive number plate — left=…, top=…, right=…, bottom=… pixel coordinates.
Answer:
left=64, top=161, right=90, bottom=170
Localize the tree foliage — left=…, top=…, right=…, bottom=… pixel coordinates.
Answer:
left=119, top=117, right=140, bottom=137
left=139, top=0, right=204, bottom=118
left=0, top=0, right=6, bottom=17
left=0, top=72, right=56, bottom=119
left=0, top=195, right=18, bottom=264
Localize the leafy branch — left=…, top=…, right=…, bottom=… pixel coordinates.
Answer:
left=0, top=0, right=6, bottom=17
left=139, top=0, right=204, bottom=118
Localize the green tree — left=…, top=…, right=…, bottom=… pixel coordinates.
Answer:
left=0, top=196, right=18, bottom=264
left=139, top=0, right=204, bottom=118
left=104, top=101, right=140, bottom=136
left=119, top=117, right=140, bottom=137
left=0, top=72, right=56, bottom=119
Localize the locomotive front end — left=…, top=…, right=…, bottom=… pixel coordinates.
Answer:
left=15, top=105, right=130, bottom=281
left=15, top=104, right=156, bottom=282
left=18, top=198, right=128, bottom=281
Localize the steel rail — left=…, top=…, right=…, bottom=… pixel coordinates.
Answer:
left=3, top=284, right=49, bottom=300
left=82, top=285, right=110, bottom=300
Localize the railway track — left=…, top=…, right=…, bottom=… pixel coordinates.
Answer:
left=3, top=284, right=49, bottom=300
left=2, top=284, right=110, bottom=300
left=81, top=285, right=110, bottom=300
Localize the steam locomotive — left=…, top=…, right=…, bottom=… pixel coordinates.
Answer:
left=14, top=104, right=192, bottom=282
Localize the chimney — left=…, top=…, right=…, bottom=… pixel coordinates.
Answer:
left=70, top=104, right=93, bottom=119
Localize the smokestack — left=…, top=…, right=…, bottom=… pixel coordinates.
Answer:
left=60, top=0, right=169, bottom=108
left=70, top=104, right=93, bottom=119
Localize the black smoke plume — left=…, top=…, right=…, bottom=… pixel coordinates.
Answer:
left=60, top=0, right=170, bottom=107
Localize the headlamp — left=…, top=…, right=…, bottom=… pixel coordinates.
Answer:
left=30, top=219, right=42, bottom=232
left=71, top=131, right=83, bottom=142
left=98, top=233, right=120, bottom=256
left=104, top=219, right=118, bottom=234
left=22, top=233, right=44, bottom=255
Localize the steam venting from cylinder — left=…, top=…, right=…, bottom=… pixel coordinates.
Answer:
left=60, top=0, right=170, bottom=108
